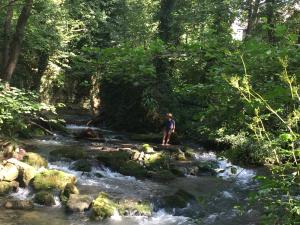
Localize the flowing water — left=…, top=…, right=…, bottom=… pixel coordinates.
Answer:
left=0, top=122, right=262, bottom=225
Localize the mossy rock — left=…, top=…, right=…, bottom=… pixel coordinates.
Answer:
left=34, top=191, right=55, bottom=206
left=0, top=181, right=19, bottom=195
left=22, top=152, right=48, bottom=168
left=182, top=146, right=196, bottom=158
left=60, top=183, right=80, bottom=204
left=196, top=161, right=218, bottom=175
left=118, top=199, right=152, bottom=216
left=119, top=161, right=148, bottom=178
left=70, top=159, right=92, bottom=172
left=49, top=147, right=87, bottom=161
left=144, top=152, right=170, bottom=170
left=162, top=189, right=196, bottom=208
left=176, top=150, right=186, bottom=161
left=90, top=192, right=117, bottom=220
left=141, top=144, right=155, bottom=153
left=32, top=169, right=76, bottom=191
left=147, top=170, right=176, bottom=182
left=96, top=150, right=132, bottom=170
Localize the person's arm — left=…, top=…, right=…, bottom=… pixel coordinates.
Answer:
left=172, top=120, right=176, bottom=132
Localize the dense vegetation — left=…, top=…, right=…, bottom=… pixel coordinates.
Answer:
left=0, top=0, right=299, bottom=224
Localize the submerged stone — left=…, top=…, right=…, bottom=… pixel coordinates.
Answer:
left=4, top=199, right=34, bottom=210
left=32, top=169, right=76, bottom=191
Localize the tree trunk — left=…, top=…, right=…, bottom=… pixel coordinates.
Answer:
left=157, top=0, right=178, bottom=44
left=266, top=0, right=275, bottom=43
left=2, top=0, right=33, bottom=83
left=245, top=0, right=261, bottom=37
left=1, top=0, right=14, bottom=73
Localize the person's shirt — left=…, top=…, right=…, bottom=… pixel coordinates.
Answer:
left=165, top=119, right=175, bottom=130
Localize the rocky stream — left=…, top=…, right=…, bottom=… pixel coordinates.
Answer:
left=0, top=112, right=263, bottom=225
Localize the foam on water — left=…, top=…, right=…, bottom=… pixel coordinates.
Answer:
left=136, top=210, right=192, bottom=225
left=194, top=152, right=256, bottom=185
left=10, top=188, right=31, bottom=200
left=66, top=124, right=101, bottom=131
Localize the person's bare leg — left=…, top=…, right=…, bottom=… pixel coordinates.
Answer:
left=162, top=130, right=167, bottom=145
left=165, top=132, right=171, bottom=145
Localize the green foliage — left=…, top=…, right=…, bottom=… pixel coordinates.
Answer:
left=0, top=82, right=60, bottom=136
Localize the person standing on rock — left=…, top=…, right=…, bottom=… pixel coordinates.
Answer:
left=162, top=113, right=175, bottom=146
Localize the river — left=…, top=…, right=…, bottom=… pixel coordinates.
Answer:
left=0, top=121, right=262, bottom=225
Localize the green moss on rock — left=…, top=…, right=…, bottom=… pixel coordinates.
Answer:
left=147, top=170, right=176, bottom=182
left=22, top=152, right=48, bottom=168
left=34, top=191, right=55, bottom=206
left=96, top=150, right=131, bottom=170
left=70, top=159, right=92, bottom=172
left=119, top=160, right=148, bottom=178
left=90, top=192, right=117, bottom=220
left=118, top=199, right=152, bottom=216
left=60, top=183, right=80, bottom=204
left=32, top=169, right=76, bottom=191
left=49, top=147, right=87, bottom=161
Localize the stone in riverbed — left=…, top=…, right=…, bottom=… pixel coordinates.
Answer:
left=96, top=150, right=132, bottom=170
left=147, top=170, right=176, bottom=182
left=90, top=192, right=117, bottom=220
left=6, top=158, right=38, bottom=187
left=4, top=199, right=34, bottom=210
left=32, top=169, right=76, bottom=191
left=0, top=162, right=19, bottom=182
left=162, top=189, right=196, bottom=208
left=22, top=152, right=48, bottom=169
left=119, top=160, right=148, bottom=178
left=66, top=194, right=93, bottom=212
left=49, top=147, right=87, bottom=161
left=70, top=159, right=92, bottom=173
left=118, top=199, right=152, bottom=216
left=0, top=181, right=19, bottom=195
left=60, top=183, right=80, bottom=204
left=34, top=191, right=56, bottom=206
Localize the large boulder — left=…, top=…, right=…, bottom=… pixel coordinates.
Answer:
left=32, top=169, right=76, bottom=191
left=118, top=199, right=152, bottom=216
left=90, top=192, right=117, bottom=220
left=4, top=199, right=34, bottom=210
left=34, top=191, right=56, bottom=206
left=0, top=181, right=19, bottom=195
left=22, top=152, right=48, bottom=168
left=6, top=158, right=37, bottom=187
left=0, top=162, right=19, bottom=181
left=66, top=194, right=93, bottom=213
